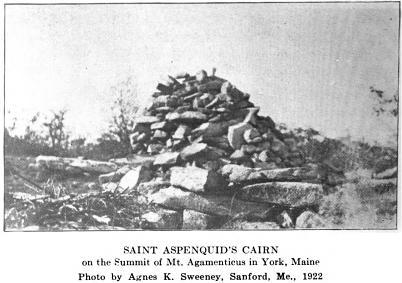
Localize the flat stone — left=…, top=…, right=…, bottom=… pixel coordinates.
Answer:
left=117, top=166, right=152, bottom=194
left=153, top=152, right=181, bottom=166
left=182, top=210, right=223, bottom=230
left=141, top=209, right=183, bottom=230
left=221, top=164, right=319, bottom=183
left=227, top=122, right=254, bottom=149
left=149, top=186, right=230, bottom=216
left=153, top=130, right=168, bottom=140
left=166, top=111, right=207, bottom=124
left=151, top=121, right=173, bottom=131
left=230, top=149, right=249, bottom=161
left=180, top=143, right=208, bottom=161
left=98, top=166, right=131, bottom=184
left=172, top=124, right=192, bottom=140
left=192, top=119, right=241, bottom=138
left=109, top=155, right=155, bottom=167
left=222, top=221, right=280, bottom=230
left=170, top=166, right=227, bottom=193
left=373, top=167, right=397, bottom=179
left=295, top=211, right=327, bottom=229
left=147, top=144, right=165, bottom=155
left=137, top=181, right=171, bottom=196
left=238, top=182, right=324, bottom=207
left=135, top=115, right=161, bottom=124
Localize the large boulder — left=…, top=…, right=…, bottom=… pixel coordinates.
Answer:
left=221, top=164, right=319, bottom=183
left=170, top=166, right=227, bottom=193
left=238, top=182, right=324, bottom=207
left=148, top=186, right=230, bottom=216
left=117, top=166, right=153, bottom=194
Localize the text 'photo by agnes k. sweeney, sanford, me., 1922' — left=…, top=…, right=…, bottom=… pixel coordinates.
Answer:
left=3, top=2, right=399, bottom=231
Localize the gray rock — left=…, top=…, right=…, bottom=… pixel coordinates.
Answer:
left=141, top=209, right=183, bottom=229
left=195, top=70, right=208, bottom=83
left=135, top=115, right=161, bottom=124
left=295, top=211, right=327, bottom=229
left=182, top=210, right=223, bottom=230
left=150, top=121, right=173, bottom=131
left=153, top=152, right=181, bottom=166
left=221, top=164, right=319, bottom=183
left=276, top=211, right=294, bottom=228
left=192, top=119, right=241, bottom=138
left=227, top=122, right=254, bottom=149
left=172, top=124, right=192, bottom=140
left=98, top=166, right=131, bottom=184
left=230, top=149, right=249, bottom=162
left=137, top=181, right=171, bottom=196
left=170, top=166, right=227, bottom=193
left=222, top=221, right=280, bottom=230
left=373, top=167, right=397, bottom=179
left=243, top=127, right=261, bottom=143
left=166, top=111, right=207, bottom=123
left=117, top=166, right=153, bottom=194
left=147, top=144, right=165, bottom=154
left=149, top=186, right=230, bottom=216
left=153, top=130, right=168, bottom=140
left=238, top=182, right=323, bottom=207
left=180, top=143, right=208, bottom=161
left=109, top=155, right=155, bottom=167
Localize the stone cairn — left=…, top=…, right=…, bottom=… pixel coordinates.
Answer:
left=34, top=69, right=343, bottom=229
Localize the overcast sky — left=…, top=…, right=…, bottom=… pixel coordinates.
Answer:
left=5, top=3, right=399, bottom=144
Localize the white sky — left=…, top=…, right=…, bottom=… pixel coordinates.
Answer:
left=5, top=3, right=399, bottom=144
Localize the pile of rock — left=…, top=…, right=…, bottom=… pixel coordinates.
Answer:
left=99, top=69, right=335, bottom=229
left=32, top=69, right=339, bottom=230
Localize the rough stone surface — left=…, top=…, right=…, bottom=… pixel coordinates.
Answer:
left=221, top=164, right=319, bottom=183
left=153, top=152, right=181, bottom=166
left=141, top=209, right=183, bottom=229
left=117, top=166, right=153, bottom=194
left=170, top=166, right=227, bottom=193
left=98, top=166, right=131, bottom=184
left=137, top=181, right=171, bottom=196
left=227, top=122, right=254, bottom=149
left=180, top=143, right=208, bottom=161
left=276, top=211, right=294, bottom=228
left=238, top=182, right=324, bottom=207
left=182, top=210, right=222, bottom=230
left=223, top=221, right=280, bottom=230
left=149, top=186, right=230, bottom=216
left=295, top=211, right=327, bottom=229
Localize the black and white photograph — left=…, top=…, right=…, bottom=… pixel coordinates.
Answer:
left=3, top=2, right=399, bottom=231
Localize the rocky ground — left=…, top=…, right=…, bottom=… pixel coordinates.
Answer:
left=4, top=69, right=397, bottom=231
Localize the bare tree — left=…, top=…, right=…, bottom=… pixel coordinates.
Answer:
left=43, top=110, right=69, bottom=155
left=109, top=77, right=139, bottom=154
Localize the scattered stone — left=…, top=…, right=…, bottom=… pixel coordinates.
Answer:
left=153, top=130, right=168, bottom=140
left=180, top=143, right=208, bottom=161
left=149, top=186, right=230, bottom=216
left=295, top=211, right=327, bottom=229
left=172, top=124, right=191, bottom=140
left=238, top=182, right=323, bottom=207
left=170, top=166, right=227, bottom=193
left=117, top=166, right=153, bottom=194
left=98, top=166, right=131, bottom=184
left=153, top=152, right=181, bottom=166
left=373, top=167, right=397, bottom=179
left=223, top=221, right=280, bottom=230
left=227, top=122, right=254, bottom=149
left=230, top=149, right=249, bottom=162
left=147, top=144, right=165, bottom=155
left=141, top=209, right=183, bottom=229
left=137, top=181, right=171, bottom=196
left=151, top=121, right=173, bottom=131
left=243, top=127, right=261, bottom=143
left=276, top=211, right=294, bottom=228
left=182, top=210, right=223, bottom=230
